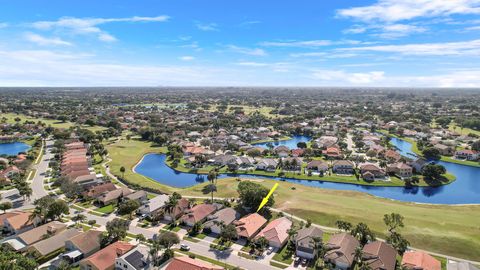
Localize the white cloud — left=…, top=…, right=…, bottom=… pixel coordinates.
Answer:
left=235, top=61, right=269, bottom=67
left=290, top=52, right=327, bottom=57
left=260, top=40, right=333, bottom=48
left=340, top=39, right=480, bottom=55
left=195, top=22, right=219, bottom=31
left=31, top=15, right=169, bottom=42
left=0, top=22, right=8, bottom=29
left=466, top=25, right=480, bottom=30
left=311, top=70, right=385, bottom=84
left=337, top=0, right=480, bottom=23
left=24, top=32, right=72, bottom=46
left=376, top=24, right=427, bottom=38
left=179, top=56, right=195, bottom=61
left=226, top=45, right=267, bottom=56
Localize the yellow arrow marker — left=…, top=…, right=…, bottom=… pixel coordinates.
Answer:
left=257, top=183, right=279, bottom=212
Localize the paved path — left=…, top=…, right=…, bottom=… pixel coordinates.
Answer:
left=31, top=139, right=52, bottom=201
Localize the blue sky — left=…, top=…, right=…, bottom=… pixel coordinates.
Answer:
left=1, top=0, right=480, bottom=87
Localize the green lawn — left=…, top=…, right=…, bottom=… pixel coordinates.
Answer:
left=272, top=244, right=294, bottom=265
left=105, top=138, right=174, bottom=192
left=96, top=204, right=116, bottom=214
left=179, top=178, right=480, bottom=262
left=2, top=112, right=107, bottom=132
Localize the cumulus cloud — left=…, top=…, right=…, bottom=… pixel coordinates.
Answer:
left=31, top=15, right=169, bottom=42
left=260, top=40, right=333, bottom=48
left=311, top=70, right=385, bottom=84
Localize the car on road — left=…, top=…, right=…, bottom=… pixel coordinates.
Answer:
left=267, top=246, right=274, bottom=254
left=301, top=258, right=308, bottom=267
left=180, top=244, right=190, bottom=251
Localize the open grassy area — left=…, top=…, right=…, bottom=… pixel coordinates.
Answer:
left=179, top=178, right=480, bottom=261
left=2, top=113, right=107, bottom=132
left=105, top=138, right=174, bottom=193
left=96, top=204, right=116, bottom=214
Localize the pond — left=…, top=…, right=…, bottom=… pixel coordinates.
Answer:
left=134, top=137, right=480, bottom=205
left=0, top=142, right=31, bottom=156
left=253, top=135, right=311, bottom=149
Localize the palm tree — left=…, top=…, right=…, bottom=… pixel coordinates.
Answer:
left=207, top=170, right=218, bottom=202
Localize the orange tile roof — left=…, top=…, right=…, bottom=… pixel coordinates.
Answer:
left=255, top=217, right=292, bottom=246
left=402, top=251, right=441, bottom=270
left=80, top=241, right=135, bottom=270
left=234, top=213, right=267, bottom=239
left=166, top=256, right=224, bottom=270
left=5, top=211, right=33, bottom=231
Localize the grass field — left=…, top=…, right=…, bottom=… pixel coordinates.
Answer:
left=106, top=138, right=480, bottom=261
left=105, top=138, right=175, bottom=192
left=179, top=178, right=480, bottom=261
left=1, top=113, right=107, bottom=132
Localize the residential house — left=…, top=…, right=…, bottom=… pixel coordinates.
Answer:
left=295, top=227, right=323, bottom=259
left=164, top=198, right=190, bottom=222
left=80, top=241, right=135, bottom=270
left=401, top=251, right=441, bottom=270
left=323, top=147, right=342, bottom=159
left=82, top=182, right=117, bottom=199
left=1, top=211, right=40, bottom=234
left=50, top=230, right=103, bottom=269
left=2, top=221, right=66, bottom=252
left=384, top=150, right=401, bottom=163
left=362, top=241, right=397, bottom=270
left=114, top=245, right=150, bottom=270
left=306, top=160, right=329, bottom=175
left=181, top=203, right=220, bottom=227
left=97, top=187, right=132, bottom=206
left=275, top=146, right=290, bottom=158
left=28, top=228, right=82, bottom=258
left=203, top=208, right=241, bottom=234
left=324, top=233, right=360, bottom=270
left=447, top=261, right=479, bottom=270
left=291, top=148, right=305, bottom=157
left=360, top=163, right=387, bottom=181
left=123, top=190, right=148, bottom=204
left=254, top=217, right=292, bottom=248
left=137, top=194, right=170, bottom=217
left=282, top=157, right=303, bottom=171
left=255, top=158, right=278, bottom=172
left=455, top=150, right=479, bottom=161
left=234, top=213, right=267, bottom=240
left=386, top=163, right=413, bottom=179
left=433, top=144, right=454, bottom=156
left=161, top=256, right=224, bottom=270
left=410, top=158, right=429, bottom=173
left=332, top=160, right=355, bottom=175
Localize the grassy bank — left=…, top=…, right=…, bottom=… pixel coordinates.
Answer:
left=166, top=157, right=455, bottom=187
left=105, top=138, right=176, bottom=193
left=179, top=178, right=480, bottom=262
left=2, top=113, right=107, bottom=132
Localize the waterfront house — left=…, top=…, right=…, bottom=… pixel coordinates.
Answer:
left=306, top=160, right=329, bottom=175
left=455, top=150, right=479, bottom=161
left=332, top=160, right=355, bottom=174
left=295, top=227, right=323, bottom=259
left=254, top=217, right=292, bottom=248
left=324, top=233, right=360, bottom=270
left=362, top=241, right=397, bottom=270
left=255, top=158, right=278, bottom=172
left=386, top=162, right=413, bottom=179
left=360, top=163, right=386, bottom=180
left=401, top=251, right=441, bottom=270
left=234, top=213, right=267, bottom=240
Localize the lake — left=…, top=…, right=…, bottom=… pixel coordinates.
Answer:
left=134, top=137, right=480, bottom=204
left=252, top=135, right=311, bottom=149
left=0, top=142, right=31, bottom=156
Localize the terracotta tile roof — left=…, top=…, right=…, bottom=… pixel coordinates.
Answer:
left=4, top=211, right=33, bottom=231
left=0, top=212, right=23, bottom=227
left=362, top=241, right=397, bottom=270
left=181, top=204, right=217, bottom=224
left=83, top=182, right=117, bottom=198
left=402, top=251, right=441, bottom=270
left=81, top=241, right=135, bottom=270
left=234, top=213, right=267, bottom=239
left=165, top=256, right=224, bottom=270
left=255, top=217, right=292, bottom=246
